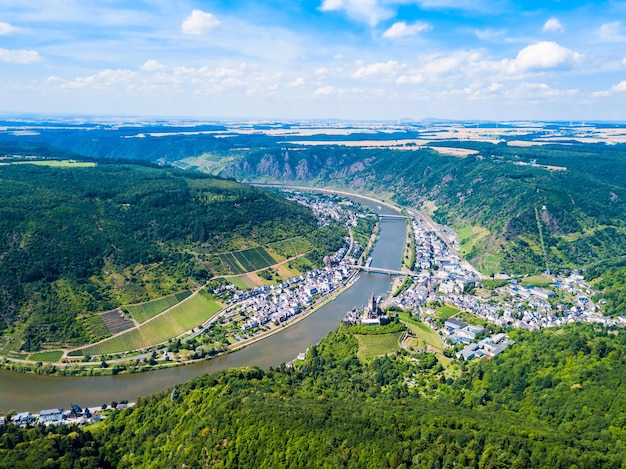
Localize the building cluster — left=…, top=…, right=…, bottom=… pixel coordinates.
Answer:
left=286, top=192, right=358, bottom=227
left=374, top=214, right=626, bottom=360
left=386, top=215, right=625, bottom=336
left=239, top=265, right=353, bottom=331
left=5, top=402, right=134, bottom=428
left=456, top=333, right=516, bottom=361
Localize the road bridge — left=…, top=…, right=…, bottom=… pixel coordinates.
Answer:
left=378, top=214, right=407, bottom=220
left=348, top=265, right=417, bottom=276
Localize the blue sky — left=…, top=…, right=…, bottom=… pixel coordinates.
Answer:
left=1, top=0, right=626, bottom=120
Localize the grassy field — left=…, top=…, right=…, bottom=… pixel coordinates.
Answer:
left=457, top=224, right=489, bottom=256
left=78, top=291, right=223, bottom=356
left=355, top=332, right=403, bottom=361
left=398, top=312, right=443, bottom=351
left=435, top=304, right=460, bottom=320
left=124, top=291, right=192, bottom=323
left=455, top=311, right=494, bottom=329
left=478, top=253, right=504, bottom=276
left=227, top=276, right=254, bottom=290
left=266, top=236, right=313, bottom=260
left=521, top=275, right=554, bottom=288
left=28, top=350, right=64, bottom=362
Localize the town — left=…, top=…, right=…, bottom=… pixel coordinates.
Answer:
left=203, top=190, right=625, bottom=365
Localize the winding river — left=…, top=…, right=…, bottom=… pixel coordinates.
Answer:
left=0, top=195, right=406, bottom=412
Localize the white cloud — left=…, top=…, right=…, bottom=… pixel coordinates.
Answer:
left=622, top=57, right=626, bottom=66
left=509, top=41, right=581, bottom=73
left=353, top=60, right=403, bottom=78
left=314, top=85, right=335, bottom=96
left=474, top=28, right=506, bottom=41
left=289, top=77, right=306, bottom=87
left=0, top=48, right=41, bottom=64
left=597, top=22, right=626, bottom=42
left=396, top=74, right=423, bottom=84
left=613, top=80, right=626, bottom=92
left=412, top=0, right=499, bottom=12
left=141, top=60, right=166, bottom=72
left=0, top=21, right=18, bottom=35
left=383, top=21, right=431, bottom=39
left=319, top=0, right=393, bottom=26
left=542, top=18, right=564, bottom=33
left=181, top=10, right=220, bottom=35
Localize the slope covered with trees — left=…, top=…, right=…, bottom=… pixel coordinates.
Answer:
left=226, top=143, right=626, bottom=303
left=1, top=322, right=625, bottom=468
left=0, top=162, right=339, bottom=351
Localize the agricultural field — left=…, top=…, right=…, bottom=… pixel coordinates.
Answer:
left=398, top=312, right=443, bottom=351
left=355, top=332, right=403, bottom=361
left=28, top=350, right=64, bottom=362
left=218, top=247, right=277, bottom=274
left=99, top=309, right=135, bottom=335
left=77, top=291, right=223, bottom=356
left=81, top=315, right=111, bottom=341
left=124, top=291, right=192, bottom=323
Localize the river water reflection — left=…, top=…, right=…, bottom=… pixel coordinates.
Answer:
left=0, top=194, right=406, bottom=412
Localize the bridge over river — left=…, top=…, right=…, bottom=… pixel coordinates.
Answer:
left=349, top=265, right=417, bottom=276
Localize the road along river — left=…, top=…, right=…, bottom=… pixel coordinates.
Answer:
left=0, top=193, right=407, bottom=412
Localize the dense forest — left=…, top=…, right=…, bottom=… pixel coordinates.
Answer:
left=0, top=162, right=339, bottom=350
left=1, top=322, right=625, bottom=468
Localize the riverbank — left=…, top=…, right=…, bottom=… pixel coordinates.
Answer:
left=0, top=191, right=375, bottom=377
left=0, top=190, right=407, bottom=413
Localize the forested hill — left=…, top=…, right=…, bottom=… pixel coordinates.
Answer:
left=0, top=162, right=325, bottom=350
left=226, top=143, right=626, bottom=277
left=2, top=322, right=625, bottom=468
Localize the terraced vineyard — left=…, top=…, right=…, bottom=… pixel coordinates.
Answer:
left=100, top=309, right=135, bottom=334
left=218, top=247, right=277, bottom=274
left=124, top=291, right=192, bottom=323
left=75, top=290, right=223, bottom=356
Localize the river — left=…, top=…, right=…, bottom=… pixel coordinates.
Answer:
left=0, top=195, right=406, bottom=412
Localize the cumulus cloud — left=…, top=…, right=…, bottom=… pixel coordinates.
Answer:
left=412, top=0, right=499, bottom=12
left=613, top=80, right=626, bottom=92
left=352, top=60, right=403, bottom=78
left=289, top=77, right=306, bottom=87
left=141, top=60, right=166, bottom=72
left=181, top=10, right=220, bottom=35
left=474, top=28, right=506, bottom=41
left=0, top=21, right=18, bottom=35
left=0, top=48, right=41, bottom=64
left=597, top=21, right=626, bottom=42
left=314, top=85, right=335, bottom=96
left=542, top=18, right=564, bottom=33
left=383, top=21, right=431, bottom=38
left=509, top=41, right=581, bottom=73
left=396, top=74, right=423, bottom=84
left=319, top=0, right=393, bottom=26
